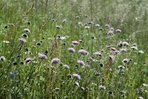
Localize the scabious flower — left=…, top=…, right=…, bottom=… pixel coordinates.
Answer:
left=56, top=25, right=61, bottom=29
left=109, top=55, right=115, bottom=61
left=68, top=47, right=75, bottom=53
left=77, top=60, right=85, bottom=66
left=38, top=53, right=47, bottom=60
left=51, top=58, right=60, bottom=65
left=99, top=85, right=106, bottom=90
left=0, top=56, right=6, bottom=62
left=115, top=29, right=122, bottom=33
left=19, top=37, right=26, bottom=44
left=122, top=58, right=130, bottom=65
left=74, top=81, right=80, bottom=87
left=78, top=49, right=89, bottom=56
left=24, top=57, right=33, bottom=64
left=95, top=24, right=100, bottom=27
left=71, top=41, right=80, bottom=46
left=122, top=42, right=129, bottom=47
left=110, top=47, right=119, bottom=54
left=73, top=73, right=81, bottom=80
left=93, top=51, right=102, bottom=56
left=63, top=64, right=70, bottom=69
left=120, top=48, right=128, bottom=53
left=84, top=25, right=90, bottom=29
left=138, top=50, right=144, bottom=54
left=23, top=28, right=30, bottom=33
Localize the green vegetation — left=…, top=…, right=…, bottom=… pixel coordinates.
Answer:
left=0, top=0, right=148, bottom=98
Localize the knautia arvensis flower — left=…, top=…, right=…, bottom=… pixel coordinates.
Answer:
left=73, top=73, right=81, bottom=80
left=68, top=47, right=75, bottom=53
left=78, top=49, right=89, bottom=56
left=38, top=53, right=47, bottom=60
left=51, top=58, right=60, bottom=65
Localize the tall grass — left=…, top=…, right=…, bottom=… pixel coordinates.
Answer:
left=0, top=0, right=147, bottom=98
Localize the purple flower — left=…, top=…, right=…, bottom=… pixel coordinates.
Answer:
left=68, top=47, right=75, bottom=53
left=73, top=73, right=81, bottom=80
left=93, top=52, right=102, bottom=58
left=24, top=57, right=33, bottom=64
left=77, top=60, right=85, bottom=66
left=78, top=49, right=89, bottom=56
left=38, top=53, right=47, bottom=60
left=71, top=41, right=80, bottom=46
left=109, top=55, right=115, bottom=61
left=19, top=37, right=26, bottom=44
left=51, top=58, right=60, bottom=65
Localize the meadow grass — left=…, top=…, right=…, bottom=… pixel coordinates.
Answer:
left=0, top=0, right=148, bottom=99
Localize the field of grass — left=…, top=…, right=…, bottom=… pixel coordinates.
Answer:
left=0, top=0, right=148, bottom=99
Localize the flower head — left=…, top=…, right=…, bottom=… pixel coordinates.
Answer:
left=23, top=28, right=30, bottom=33
left=19, top=37, right=26, bottom=44
left=73, top=73, right=81, bottom=80
left=0, top=56, right=6, bottom=62
left=38, top=53, right=47, bottom=60
left=51, top=58, right=60, bottom=65
left=24, top=57, right=33, bottom=64
left=71, top=41, right=80, bottom=46
left=68, top=47, right=75, bottom=53
left=77, top=60, right=85, bottom=66
left=78, top=49, right=89, bottom=56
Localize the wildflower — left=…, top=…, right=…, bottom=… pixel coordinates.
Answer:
left=0, top=56, right=6, bottom=62
left=24, top=57, right=33, bottom=64
left=110, top=47, right=119, bottom=54
left=77, top=60, right=85, bottom=66
left=51, top=58, right=60, bottom=65
left=120, top=48, right=128, bottom=53
left=56, top=25, right=61, bottom=29
left=109, top=55, right=115, bottom=61
left=95, top=24, right=100, bottom=27
left=21, top=33, right=28, bottom=38
left=62, top=19, right=67, bottom=23
left=9, top=72, right=15, bottom=79
left=122, top=42, right=129, bottom=47
left=73, top=73, right=81, bottom=80
left=108, top=91, right=114, bottom=96
left=93, top=52, right=102, bottom=57
left=68, top=47, right=75, bottom=53
left=78, top=49, right=89, bottom=56
left=107, top=30, right=114, bottom=36
left=143, top=83, right=148, bottom=87
left=19, top=37, right=26, bottom=44
left=38, top=53, right=47, bottom=60
left=71, top=40, right=80, bottom=46
left=84, top=26, right=90, bottom=29
left=122, top=58, right=130, bottom=65
left=74, top=81, right=80, bottom=87
left=99, top=85, right=106, bottom=90
left=63, top=64, right=70, bottom=69
left=117, top=41, right=123, bottom=48
left=138, top=50, right=144, bottom=54
left=78, top=22, right=83, bottom=26
left=23, top=28, right=30, bottom=33
left=115, top=29, right=122, bottom=33
left=105, top=24, right=110, bottom=28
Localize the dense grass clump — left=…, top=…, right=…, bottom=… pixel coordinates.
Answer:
left=0, top=0, right=148, bottom=98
